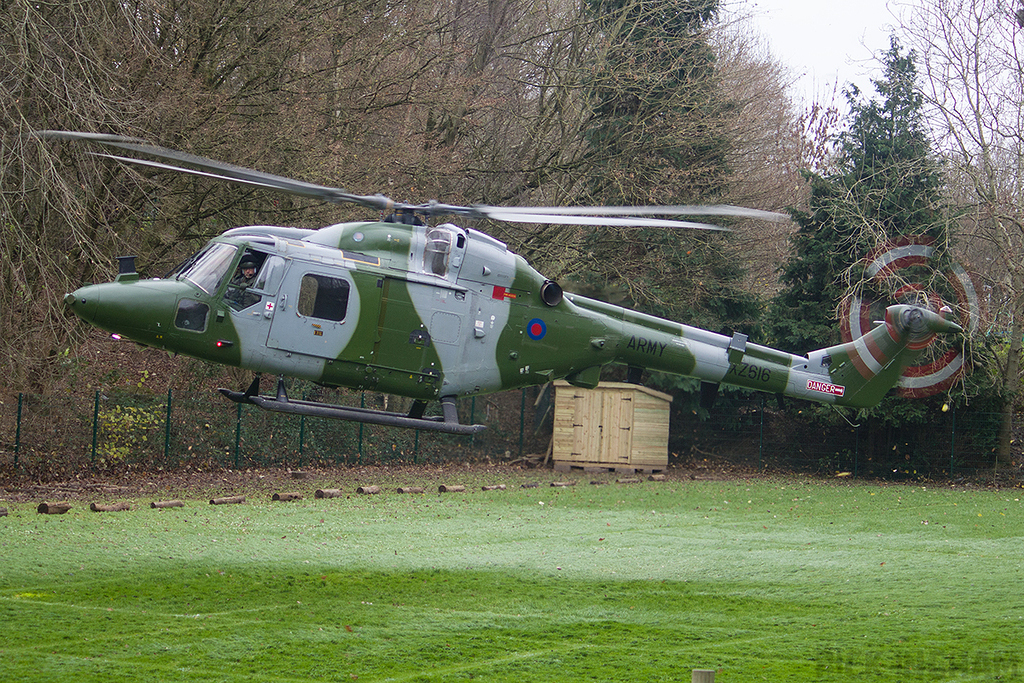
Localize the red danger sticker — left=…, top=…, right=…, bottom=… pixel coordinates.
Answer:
left=807, top=379, right=845, bottom=397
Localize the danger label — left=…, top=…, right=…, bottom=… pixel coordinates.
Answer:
left=807, top=379, right=845, bottom=397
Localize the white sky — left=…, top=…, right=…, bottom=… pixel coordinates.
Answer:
left=731, top=0, right=902, bottom=107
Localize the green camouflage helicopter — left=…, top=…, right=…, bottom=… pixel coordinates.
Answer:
left=39, top=131, right=963, bottom=435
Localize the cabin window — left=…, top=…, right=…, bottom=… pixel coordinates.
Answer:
left=174, top=299, right=209, bottom=332
left=297, top=274, right=350, bottom=322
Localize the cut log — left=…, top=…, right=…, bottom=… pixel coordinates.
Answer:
left=37, top=502, right=71, bottom=515
left=0, top=507, right=8, bottom=516
left=438, top=484, right=465, bottom=493
left=356, top=485, right=381, bottom=495
left=590, top=480, right=608, bottom=486
left=210, top=495, right=245, bottom=505
left=692, top=670, right=716, bottom=683
left=90, top=502, right=131, bottom=512
left=315, top=488, right=344, bottom=498
left=521, top=482, right=539, bottom=489
left=396, top=486, right=424, bottom=494
left=481, top=484, right=506, bottom=491
left=290, top=471, right=311, bottom=479
left=648, top=474, right=667, bottom=481
left=151, top=500, right=184, bottom=509
left=551, top=481, right=576, bottom=487
left=272, top=492, right=303, bottom=502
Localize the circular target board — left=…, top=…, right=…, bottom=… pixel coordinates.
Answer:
left=839, top=236, right=981, bottom=398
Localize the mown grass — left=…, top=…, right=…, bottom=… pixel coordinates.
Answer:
left=2, top=473, right=1023, bottom=681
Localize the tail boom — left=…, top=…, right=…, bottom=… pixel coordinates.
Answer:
left=602, top=302, right=960, bottom=409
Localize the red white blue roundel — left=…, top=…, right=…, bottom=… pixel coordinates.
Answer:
left=527, top=318, right=547, bottom=340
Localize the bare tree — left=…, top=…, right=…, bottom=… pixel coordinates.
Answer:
left=897, top=0, right=1024, bottom=460
left=3, top=0, right=810, bottom=395
left=1, top=0, right=361, bottom=391
left=711, top=17, right=842, bottom=298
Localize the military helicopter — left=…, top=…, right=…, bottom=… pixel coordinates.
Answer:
left=38, top=131, right=963, bottom=435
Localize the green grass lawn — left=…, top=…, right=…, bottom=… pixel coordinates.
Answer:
left=2, top=470, right=1023, bottom=681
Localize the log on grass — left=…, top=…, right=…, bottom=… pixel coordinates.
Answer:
left=315, top=488, right=344, bottom=499
left=396, top=486, right=424, bottom=494
left=272, top=492, right=303, bottom=502
left=438, top=484, right=465, bottom=493
left=0, top=507, right=7, bottom=516
left=290, top=470, right=311, bottom=480
left=37, top=502, right=71, bottom=515
left=481, top=484, right=506, bottom=491
left=90, top=502, right=131, bottom=512
left=210, top=495, right=245, bottom=505
left=648, top=474, right=667, bottom=482
left=151, top=500, right=184, bottom=509
left=551, top=481, right=576, bottom=487
left=356, top=485, right=381, bottom=495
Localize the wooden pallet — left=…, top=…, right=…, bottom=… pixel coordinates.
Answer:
left=553, top=461, right=665, bottom=475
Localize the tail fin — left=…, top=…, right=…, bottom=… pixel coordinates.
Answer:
left=808, top=305, right=962, bottom=408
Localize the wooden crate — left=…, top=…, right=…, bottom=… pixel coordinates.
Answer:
left=552, top=381, right=672, bottom=473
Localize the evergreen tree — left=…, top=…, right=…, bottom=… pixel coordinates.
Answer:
left=767, top=37, right=978, bottom=473
left=769, top=37, right=947, bottom=354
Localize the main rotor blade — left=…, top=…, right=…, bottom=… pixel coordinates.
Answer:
left=32, top=130, right=788, bottom=230
left=475, top=209, right=729, bottom=231
left=33, top=130, right=397, bottom=213
left=470, top=204, right=790, bottom=223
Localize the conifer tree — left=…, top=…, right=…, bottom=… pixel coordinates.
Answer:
left=769, top=37, right=946, bottom=354
left=768, top=38, right=969, bottom=471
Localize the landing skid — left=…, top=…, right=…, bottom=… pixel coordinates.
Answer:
left=217, top=376, right=485, bottom=435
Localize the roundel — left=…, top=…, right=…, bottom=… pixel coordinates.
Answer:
left=527, top=318, right=547, bottom=341
left=840, top=236, right=981, bottom=398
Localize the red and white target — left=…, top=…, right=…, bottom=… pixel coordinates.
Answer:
left=840, top=236, right=980, bottom=398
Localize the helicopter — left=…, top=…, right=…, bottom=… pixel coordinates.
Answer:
left=37, top=130, right=963, bottom=435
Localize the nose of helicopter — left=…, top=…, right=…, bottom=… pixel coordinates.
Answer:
left=64, top=286, right=100, bottom=324
left=63, top=278, right=187, bottom=344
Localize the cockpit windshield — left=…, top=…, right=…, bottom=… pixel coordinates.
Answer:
left=175, top=243, right=237, bottom=294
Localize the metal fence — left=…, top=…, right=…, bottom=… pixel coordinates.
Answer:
left=671, top=397, right=1011, bottom=480
left=0, top=385, right=1018, bottom=481
left=0, top=386, right=550, bottom=477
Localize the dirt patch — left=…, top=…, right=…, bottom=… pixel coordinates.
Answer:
left=0, top=455, right=767, bottom=506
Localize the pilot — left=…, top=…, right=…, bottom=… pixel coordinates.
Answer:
left=234, top=259, right=258, bottom=288
left=227, top=258, right=260, bottom=308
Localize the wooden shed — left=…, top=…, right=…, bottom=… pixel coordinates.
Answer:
left=552, top=381, right=672, bottom=473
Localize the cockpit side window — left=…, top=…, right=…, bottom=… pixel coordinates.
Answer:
left=253, top=255, right=285, bottom=294
left=423, top=227, right=453, bottom=277
left=224, top=249, right=273, bottom=311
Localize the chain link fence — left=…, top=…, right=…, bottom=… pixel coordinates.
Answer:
left=0, top=385, right=1018, bottom=481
